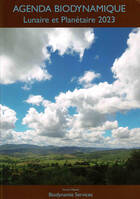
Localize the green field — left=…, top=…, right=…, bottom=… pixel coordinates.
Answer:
left=0, top=149, right=140, bottom=185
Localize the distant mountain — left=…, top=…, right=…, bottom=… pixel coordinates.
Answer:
left=0, top=144, right=111, bottom=155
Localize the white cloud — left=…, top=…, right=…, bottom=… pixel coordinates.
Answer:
left=0, top=104, right=17, bottom=130
left=0, top=28, right=95, bottom=86
left=22, top=104, right=70, bottom=138
left=1, top=28, right=140, bottom=148
left=0, top=29, right=51, bottom=85
left=47, top=28, right=94, bottom=59
left=112, top=28, right=140, bottom=103
left=78, top=71, right=100, bottom=87
left=99, top=120, right=118, bottom=131
left=109, top=127, right=140, bottom=148
left=112, top=127, right=130, bottom=139
left=0, top=104, right=17, bottom=144
left=25, top=95, right=44, bottom=106
left=1, top=103, right=139, bottom=148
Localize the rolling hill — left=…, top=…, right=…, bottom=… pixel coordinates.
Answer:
left=0, top=144, right=112, bottom=155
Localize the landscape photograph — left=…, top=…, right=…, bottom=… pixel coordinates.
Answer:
left=0, top=28, right=140, bottom=185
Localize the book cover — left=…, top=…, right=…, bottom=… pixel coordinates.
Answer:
left=0, top=0, right=140, bottom=199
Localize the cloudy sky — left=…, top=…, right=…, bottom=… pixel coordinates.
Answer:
left=0, top=28, right=140, bottom=148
